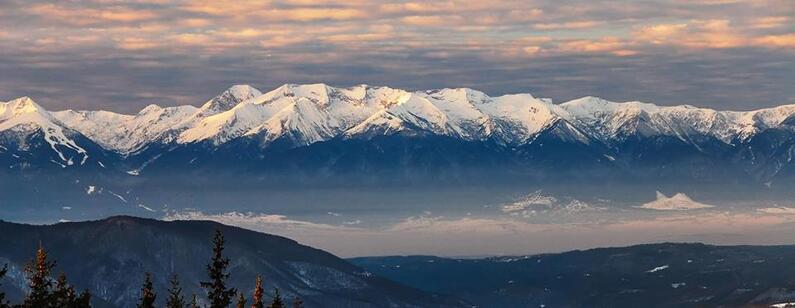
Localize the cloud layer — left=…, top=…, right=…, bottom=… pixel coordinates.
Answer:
left=0, top=0, right=793, bottom=112
left=164, top=209, right=795, bottom=257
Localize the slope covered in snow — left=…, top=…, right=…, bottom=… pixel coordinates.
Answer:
left=53, top=85, right=260, bottom=153
left=560, top=97, right=795, bottom=145
left=39, top=84, right=795, bottom=152
left=0, top=97, right=88, bottom=164
left=54, top=105, right=197, bottom=153
left=3, top=83, right=795, bottom=180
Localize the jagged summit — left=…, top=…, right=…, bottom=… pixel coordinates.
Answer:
left=4, top=84, right=795, bottom=181
left=7, top=84, right=795, bottom=151
left=2, top=97, right=44, bottom=120
left=226, top=84, right=261, bottom=98
left=198, top=84, right=262, bottom=115
left=0, top=97, right=89, bottom=164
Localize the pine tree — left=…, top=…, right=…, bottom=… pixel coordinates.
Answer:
left=189, top=294, right=199, bottom=308
left=201, top=230, right=237, bottom=308
left=268, top=288, right=284, bottom=308
left=52, top=272, right=77, bottom=307
left=236, top=292, right=246, bottom=308
left=251, top=275, right=264, bottom=308
left=23, top=244, right=55, bottom=307
left=291, top=297, right=303, bottom=308
left=138, top=272, right=156, bottom=308
left=75, top=289, right=92, bottom=308
left=166, top=274, right=185, bottom=308
left=0, top=264, right=9, bottom=308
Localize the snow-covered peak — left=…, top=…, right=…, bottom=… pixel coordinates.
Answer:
left=721, top=104, right=795, bottom=140
left=53, top=104, right=199, bottom=153
left=475, top=93, right=567, bottom=143
left=289, top=83, right=332, bottom=98
left=416, top=89, right=492, bottom=139
left=257, top=83, right=333, bottom=105
left=133, top=105, right=198, bottom=123
left=179, top=98, right=284, bottom=144
left=138, top=104, right=163, bottom=115
left=181, top=84, right=399, bottom=145
left=561, top=96, right=615, bottom=115
left=740, top=104, right=795, bottom=128
left=227, top=84, right=262, bottom=100
left=198, top=85, right=262, bottom=115
left=14, top=84, right=795, bottom=157
left=561, top=97, right=740, bottom=143
left=0, top=97, right=49, bottom=121
left=562, top=96, right=660, bottom=119
left=0, top=97, right=55, bottom=128
left=0, top=97, right=88, bottom=163
left=559, top=96, right=795, bottom=144
left=423, top=88, right=491, bottom=105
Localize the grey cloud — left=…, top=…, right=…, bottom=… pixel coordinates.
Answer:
left=0, top=0, right=793, bottom=112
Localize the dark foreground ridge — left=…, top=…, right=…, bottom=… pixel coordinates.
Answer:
left=351, top=242, right=795, bottom=308
left=6, top=216, right=795, bottom=308
left=0, top=216, right=462, bottom=308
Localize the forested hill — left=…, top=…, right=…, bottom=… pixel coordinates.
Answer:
left=0, top=216, right=462, bottom=308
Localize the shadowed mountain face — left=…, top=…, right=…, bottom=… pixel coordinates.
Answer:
left=0, top=216, right=463, bottom=308
left=351, top=243, right=795, bottom=308
left=4, top=84, right=795, bottom=189
left=8, top=85, right=795, bottom=222
left=8, top=85, right=795, bottom=225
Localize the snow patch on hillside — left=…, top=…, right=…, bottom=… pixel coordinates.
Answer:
left=0, top=97, right=88, bottom=162
left=647, top=265, right=669, bottom=273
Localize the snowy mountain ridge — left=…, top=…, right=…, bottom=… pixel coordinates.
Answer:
left=0, top=97, right=88, bottom=164
left=4, top=83, right=795, bottom=178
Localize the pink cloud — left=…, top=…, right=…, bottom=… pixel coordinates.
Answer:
left=755, top=34, right=795, bottom=47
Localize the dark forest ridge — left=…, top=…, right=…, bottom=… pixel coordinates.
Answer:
left=352, top=242, right=795, bottom=307
left=5, top=216, right=795, bottom=307
left=0, top=216, right=461, bottom=308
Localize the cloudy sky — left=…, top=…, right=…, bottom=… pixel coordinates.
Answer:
left=0, top=0, right=793, bottom=113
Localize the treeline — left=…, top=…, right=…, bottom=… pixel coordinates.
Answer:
left=0, top=243, right=91, bottom=308
left=0, top=230, right=303, bottom=308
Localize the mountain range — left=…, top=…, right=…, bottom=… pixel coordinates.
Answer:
left=3, top=83, right=795, bottom=189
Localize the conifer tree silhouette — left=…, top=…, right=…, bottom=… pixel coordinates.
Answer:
left=189, top=294, right=199, bottom=308
left=23, top=243, right=55, bottom=307
left=53, top=272, right=77, bottom=306
left=252, top=275, right=264, bottom=308
left=201, top=230, right=237, bottom=308
left=166, top=274, right=185, bottom=308
left=138, top=272, right=156, bottom=308
left=291, top=297, right=303, bottom=308
left=0, top=264, right=8, bottom=308
left=268, top=288, right=284, bottom=308
left=236, top=292, right=246, bottom=308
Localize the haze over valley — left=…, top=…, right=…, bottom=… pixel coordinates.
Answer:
left=4, top=83, right=795, bottom=256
